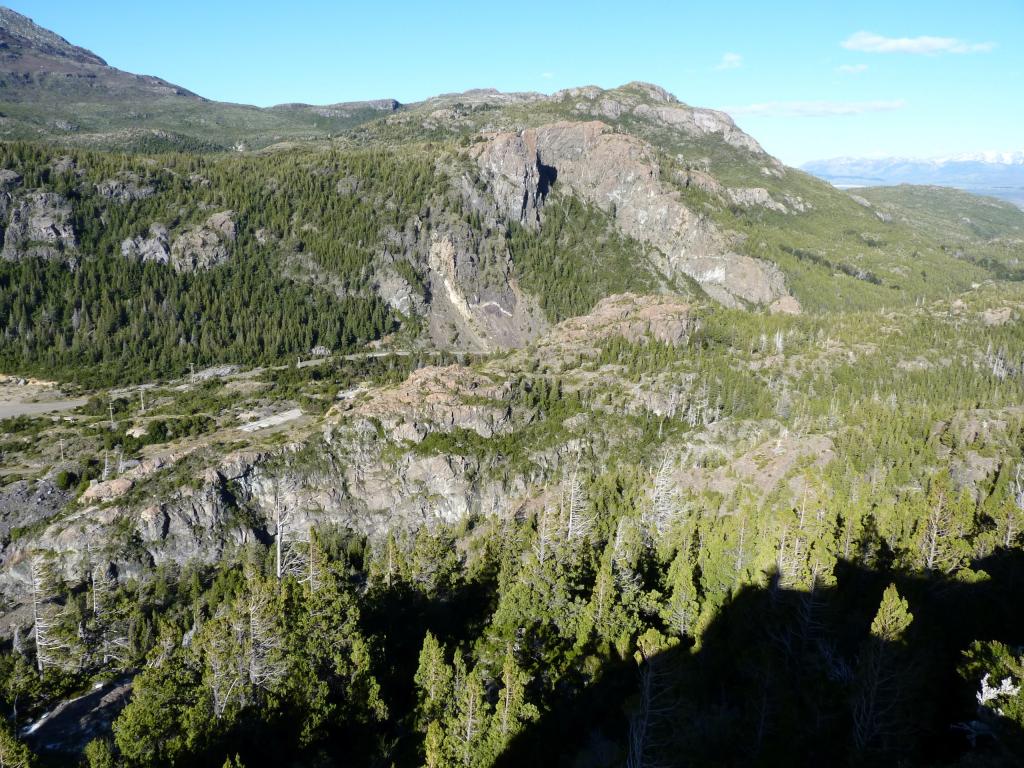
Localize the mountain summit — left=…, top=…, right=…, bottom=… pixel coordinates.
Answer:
left=0, top=5, right=106, bottom=66
left=0, top=5, right=198, bottom=103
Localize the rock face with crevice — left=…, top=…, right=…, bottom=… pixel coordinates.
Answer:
left=425, top=228, right=544, bottom=351
left=371, top=207, right=547, bottom=353
left=471, top=120, right=790, bottom=307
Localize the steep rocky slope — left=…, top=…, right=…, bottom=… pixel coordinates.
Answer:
left=5, top=282, right=1024, bottom=609
left=471, top=120, right=786, bottom=306
left=1, top=7, right=1010, bottom=331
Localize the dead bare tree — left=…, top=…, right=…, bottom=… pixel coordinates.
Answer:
left=918, top=491, right=963, bottom=573
left=245, top=583, right=286, bottom=692
left=534, top=504, right=557, bottom=566
left=627, top=651, right=676, bottom=768
left=1005, top=465, right=1024, bottom=547
left=563, top=461, right=591, bottom=543
left=648, top=456, right=679, bottom=535
left=300, top=525, right=322, bottom=593
left=204, top=608, right=247, bottom=719
left=732, top=513, right=748, bottom=581
left=28, top=552, right=60, bottom=673
left=272, top=487, right=309, bottom=582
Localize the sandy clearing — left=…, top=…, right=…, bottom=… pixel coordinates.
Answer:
left=0, top=397, right=87, bottom=419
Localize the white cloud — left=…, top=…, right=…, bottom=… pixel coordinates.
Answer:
left=715, top=52, right=743, bottom=70
left=842, top=31, right=995, bottom=54
left=726, top=99, right=907, bottom=117
left=838, top=63, right=868, bottom=74
left=540, top=72, right=554, bottom=80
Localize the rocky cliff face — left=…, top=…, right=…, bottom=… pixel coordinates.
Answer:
left=370, top=199, right=548, bottom=352
left=424, top=226, right=546, bottom=351
left=0, top=294, right=691, bottom=596
left=471, top=120, right=790, bottom=307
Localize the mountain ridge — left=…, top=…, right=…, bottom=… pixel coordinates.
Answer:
left=0, top=5, right=1020, bottom=362
left=1, top=8, right=1024, bottom=768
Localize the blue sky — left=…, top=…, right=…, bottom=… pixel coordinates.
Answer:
left=15, top=0, right=1024, bottom=165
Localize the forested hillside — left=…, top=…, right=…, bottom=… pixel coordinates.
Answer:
left=1, top=6, right=1024, bottom=767
left=3, top=289, right=1024, bottom=766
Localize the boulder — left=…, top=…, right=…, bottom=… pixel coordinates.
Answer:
left=0, top=169, right=21, bottom=191
left=981, top=306, right=1013, bottom=326
left=81, top=477, right=133, bottom=501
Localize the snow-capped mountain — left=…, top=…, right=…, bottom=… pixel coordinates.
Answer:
left=934, top=150, right=1024, bottom=165
left=802, top=152, right=1024, bottom=207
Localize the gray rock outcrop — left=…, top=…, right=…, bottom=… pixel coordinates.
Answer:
left=633, top=103, right=768, bottom=155
left=0, top=169, right=21, bottom=191
left=374, top=266, right=423, bottom=316
left=120, top=223, right=170, bottom=264
left=169, top=210, right=236, bottom=272
left=1, top=191, right=77, bottom=261
left=553, top=82, right=776, bottom=160
left=728, top=187, right=788, bottom=213
left=95, top=174, right=155, bottom=203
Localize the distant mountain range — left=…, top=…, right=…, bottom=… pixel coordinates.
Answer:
left=802, top=154, right=1024, bottom=208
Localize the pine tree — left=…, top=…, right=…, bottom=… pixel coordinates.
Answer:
left=415, top=632, right=453, bottom=727
left=490, top=646, right=536, bottom=751
left=661, top=549, right=699, bottom=638
left=0, top=721, right=34, bottom=767
left=852, top=584, right=914, bottom=755
left=451, top=666, right=491, bottom=767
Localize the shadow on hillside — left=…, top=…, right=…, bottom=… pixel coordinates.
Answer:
left=360, top=570, right=503, bottom=765
left=494, top=551, right=1024, bottom=768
